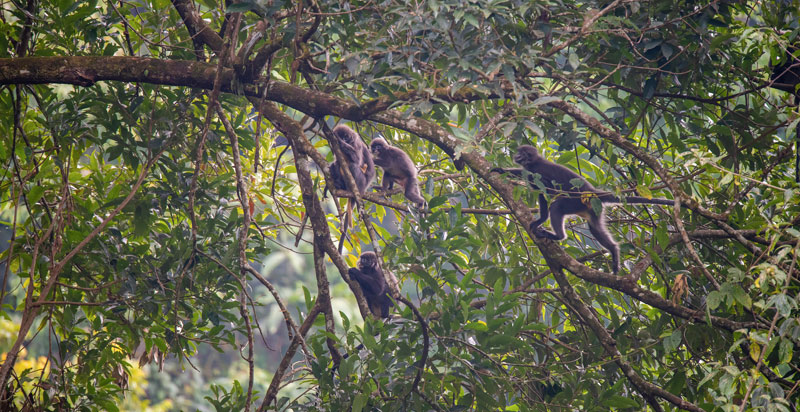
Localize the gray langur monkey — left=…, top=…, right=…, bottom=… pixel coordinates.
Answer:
left=329, top=125, right=376, bottom=193
left=369, top=137, right=426, bottom=208
left=328, top=125, right=375, bottom=252
left=348, top=251, right=393, bottom=318
left=491, top=145, right=673, bottom=273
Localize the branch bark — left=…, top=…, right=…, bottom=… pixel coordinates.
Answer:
left=0, top=56, right=767, bottom=335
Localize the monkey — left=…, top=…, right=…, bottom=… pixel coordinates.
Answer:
left=329, top=125, right=376, bottom=193
left=369, top=137, right=426, bottom=208
left=491, top=145, right=673, bottom=273
left=330, top=251, right=392, bottom=377
left=348, top=251, right=393, bottom=319
left=327, top=125, right=375, bottom=252
left=334, top=252, right=430, bottom=383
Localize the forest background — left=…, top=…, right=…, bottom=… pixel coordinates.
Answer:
left=0, top=0, right=799, bottom=410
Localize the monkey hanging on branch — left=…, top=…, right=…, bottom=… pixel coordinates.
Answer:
left=492, top=145, right=674, bottom=273
left=348, top=251, right=394, bottom=318
left=327, top=124, right=376, bottom=252
left=370, top=137, right=427, bottom=208
left=336, top=251, right=429, bottom=394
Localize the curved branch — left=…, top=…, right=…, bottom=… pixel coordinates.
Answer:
left=551, top=267, right=703, bottom=411
left=0, top=55, right=767, bottom=334
left=255, top=100, right=372, bottom=318
left=171, top=0, right=224, bottom=54
left=396, top=295, right=429, bottom=399
left=259, top=301, right=322, bottom=411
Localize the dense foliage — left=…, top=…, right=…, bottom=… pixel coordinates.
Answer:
left=0, top=0, right=798, bottom=410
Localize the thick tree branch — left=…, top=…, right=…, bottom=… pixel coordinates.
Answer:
left=0, top=56, right=470, bottom=168
left=0, top=55, right=768, bottom=334
left=170, top=0, right=224, bottom=54
left=551, top=267, right=703, bottom=411
left=255, top=100, right=372, bottom=318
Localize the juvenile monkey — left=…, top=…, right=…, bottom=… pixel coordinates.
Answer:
left=328, top=125, right=375, bottom=252
left=348, top=251, right=393, bottom=318
left=492, top=145, right=673, bottom=273
left=370, top=137, right=426, bottom=207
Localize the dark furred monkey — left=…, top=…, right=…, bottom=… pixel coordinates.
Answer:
left=328, top=125, right=375, bottom=252
left=329, top=125, right=375, bottom=193
left=492, top=145, right=673, bottom=273
left=348, top=251, right=393, bottom=318
left=370, top=137, right=426, bottom=207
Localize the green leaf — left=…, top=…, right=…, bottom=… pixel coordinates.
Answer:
left=568, top=52, right=580, bottom=70
left=643, top=75, right=658, bottom=100
left=465, top=321, right=488, bottom=332
left=636, top=185, right=653, bottom=199
left=665, top=371, right=686, bottom=395
left=707, top=291, right=723, bottom=310
left=352, top=393, right=368, bottom=412
left=602, top=395, right=639, bottom=408
left=779, top=339, right=793, bottom=364
left=532, top=96, right=560, bottom=106
left=663, top=330, right=682, bottom=353
left=26, top=186, right=45, bottom=205
left=227, top=1, right=258, bottom=12
left=730, top=284, right=752, bottom=309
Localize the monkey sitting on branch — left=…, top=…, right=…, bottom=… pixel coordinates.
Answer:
left=348, top=251, right=393, bottom=319
left=328, top=125, right=375, bottom=252
left=369, top=137, right=427, bottom=208
left=491, top=145, right=673, bottom=273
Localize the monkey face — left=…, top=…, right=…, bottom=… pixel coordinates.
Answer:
left=513, top=145, right=539, bottom=165
left=333, top=125, right=357, bottom=145
left=358, top=251, right=379, bottom=271
left=338, top=131, right=354, bottom=145
left=370, top=138, right=388, bottom=156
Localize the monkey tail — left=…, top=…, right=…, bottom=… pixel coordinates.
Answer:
left=623, top=196, right=674, bottom=206
left=337, top=199, right=354, bottom=253
left=597, top=194, right=673, bottom=206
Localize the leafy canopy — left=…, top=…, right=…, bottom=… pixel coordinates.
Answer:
left=0, top=0, right=798, bottom=411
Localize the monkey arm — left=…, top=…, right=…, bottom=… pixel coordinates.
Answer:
left=348, top=267, right=385, bottom=295
left=349, top=267, right=393, bottom=318
left=338, top=140, right=360, bottom=163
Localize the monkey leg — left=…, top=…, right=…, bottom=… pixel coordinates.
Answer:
left=404, top=178, right=426, bottom=207
left=383, top=175, right=396, bottom=191
left=378, top=294, right=394, bottom=318
left=529, top=193, right=551, bottom=236
left=348, top=164, right=368, bottom=192
left=372, top=175, right=394, bottom=194
left=533, top=197, right=587, bottom=240
left=587, top=214, right=620, bottom=273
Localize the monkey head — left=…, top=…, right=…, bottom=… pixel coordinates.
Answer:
left=333, top=125, right=357, bottom=145
left=513, top=145, right=540, bottom=166
left=357, top=251, right=379, bottom=271
left=370, top=137, right=389, bottom=157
